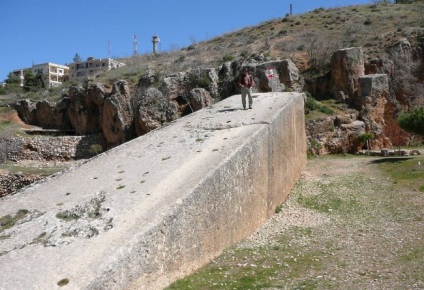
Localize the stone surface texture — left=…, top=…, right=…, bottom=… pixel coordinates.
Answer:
left=0, top=92, right=306, bottom=290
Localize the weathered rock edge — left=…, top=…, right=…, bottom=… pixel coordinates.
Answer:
left=0, top=92, right=306, bottom=290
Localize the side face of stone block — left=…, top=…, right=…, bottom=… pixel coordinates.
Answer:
left=0, top=92, right=306, bottom=290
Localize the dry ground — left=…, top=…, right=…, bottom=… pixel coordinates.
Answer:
left=168, top=155, right=424, bottom=290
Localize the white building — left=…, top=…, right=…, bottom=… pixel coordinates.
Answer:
left=68, top=57, right=125, bottom=81
left=12, top=63, right=69, bottom=88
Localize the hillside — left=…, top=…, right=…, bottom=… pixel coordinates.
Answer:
left=99, top=2, right=424, bottom=86
left=1, top=1, right=423, bottom=155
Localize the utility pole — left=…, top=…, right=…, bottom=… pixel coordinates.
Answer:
left=133, top=34, right=138, bottom=57
left=290, top=3, right=293, bottom=15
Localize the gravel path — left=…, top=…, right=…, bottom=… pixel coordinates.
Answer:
left=169, top=155, right=424, bottom=289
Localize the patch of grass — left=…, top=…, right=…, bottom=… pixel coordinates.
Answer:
left=167, top=227, right=333, bottom=290
left=296, top=174, right=369, bottom=217
left=31, top=232, right=48, bottom=245
left=56, top=211, right=80, bottom=221
left=305, top=97, right=334, bottom=116
left=275, top=204, right=283, bottom=213
left=0, top=209, right=29, bottom=233
left=396, top=244, right=424, bottom=282
left=376, top=156, right=424, bottom=191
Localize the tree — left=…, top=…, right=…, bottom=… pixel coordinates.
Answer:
left=398, top=107, right=424, bottom=136
left=358, top=132, right=375, bottom=154
left=371, top=0, right=393, bottom=4
left=23, top=70, right=36, bottom=92
left=23, top=69, right=44, bottom=92
left=5, top=72, right=21, bottom=86
left=395, top=0, right=417, bottom=3
left=73, top=53, right=82, bottom=63
left=34, top=69, right=45, bottom=89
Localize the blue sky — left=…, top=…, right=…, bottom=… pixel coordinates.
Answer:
left=1, top=0, right=373, bottom=82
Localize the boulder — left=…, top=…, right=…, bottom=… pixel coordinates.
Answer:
left=279, top=59, right=302, bottom=91
left=161, top=72, right=187, bottom=101
left=187, top=88, right=213, bottom=111
left=358, top=74, right=389, bottom=136
left=102, top=80, right=134, bottom=148
left=330, top=47, right=365, bottom=102
left=12, top=99, right=37, bottom=125
left=134, top=88, right=179, bottom=136
left=306, top=114, right=365, bottom=155
left=217, top=62, right=238, bottom=99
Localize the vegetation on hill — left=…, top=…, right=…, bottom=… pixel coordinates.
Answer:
left=1, top=2, right=423, bottom=99
left=0, top=1, right=422, bottom=147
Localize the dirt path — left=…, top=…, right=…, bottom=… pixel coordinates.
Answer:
left=168, top=156, right=424, bottom=289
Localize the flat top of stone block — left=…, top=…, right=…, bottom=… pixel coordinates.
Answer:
left=0, top=92, right=304, bottom=289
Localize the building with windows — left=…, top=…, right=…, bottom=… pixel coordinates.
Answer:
left=68, top=57, right=125, bottom=81
left=12, top=63, right=69, bottom=88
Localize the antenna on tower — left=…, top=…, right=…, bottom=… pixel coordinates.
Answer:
left=133, top=34, right=138, bottom=57
left=108, top=40, right=111, bottom=59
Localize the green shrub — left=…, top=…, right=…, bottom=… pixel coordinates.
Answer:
left=305, top=97, right=334, bottom=115
left=89, top=144, right=103, bottom=155
left=398, top=107, right=424, bottom=136
left=222, top=55, right=235, bottom=62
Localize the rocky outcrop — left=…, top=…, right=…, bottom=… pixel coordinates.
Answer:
left=330, top=47, right=365, bottom=102
left=134, top=88, right=178, bottom=136
left=187, top=88, right=213, bottom=111
left=102, top=81, right=134, bottom=148
left=279, top=59, right=302, bottom=91
left=305, top=39, right=424, bottom=154
left=12, top=59, right=302, bottom=152
left=306, top=113, right=365, bottom=154
left=67, top=85, right=104, bottom=135
left=12, top=99, right=37, bottom=124
left=357, top=74, right=389, bottom=138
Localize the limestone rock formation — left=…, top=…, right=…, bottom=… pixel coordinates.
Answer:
left=134, top=88, right=178, bottom=136
left=102, top=81, right=134, bottom=148
left=330, top=47, right=365, bottom=102
left=67, top=85, right=105, bottom=135
left=8, top=58, right=305, bottom=154
left=187, top=88, right=213, bottom=111
left=306, top=113, right=365, bottom=154
left=279, top=59, right=302, bottom=91
left=12, top=99, right=37, bottom=125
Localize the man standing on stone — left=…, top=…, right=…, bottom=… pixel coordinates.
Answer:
left=238, top=68, right=255, bottom=110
